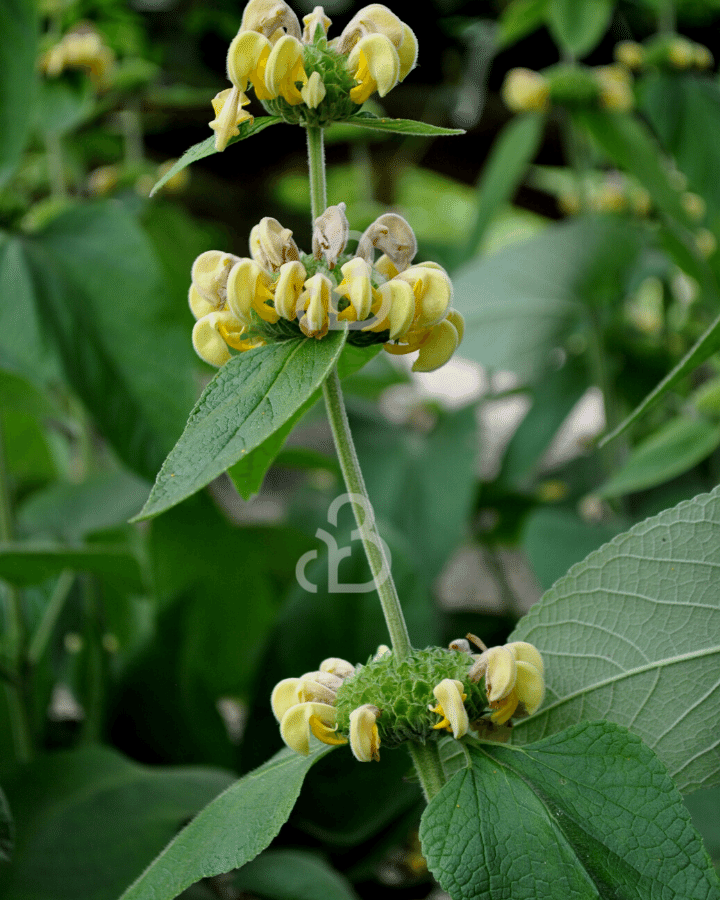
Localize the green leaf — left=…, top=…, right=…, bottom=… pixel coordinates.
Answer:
left=234, top=850, right=360, bottom=900
left=459, top=113, right=545, bottom=260
left=685, top=786, right=720, bottom=866
left=149, top=118, right=283, bottom=196
left=136, top=331, right=346, bottom=520
left=546, top=0, right=614, bottom=58
left=510, top=486, right=720, bottom=793
left=420, top=722, right=720, bottom=900
left=597, top=417, right=720, bottom=498
left=600, top=310, right=720, bottom=446
left=0, top=785, right=12, bottom=863
left=120, top=744, right=336, bottom=900
left=497, top=0, right=550, bottom=49
left=0, top=746, right=235, bottom=900
left=522, top=507, right=626, bottom=590
left=0, top=0, right=37, bottom=186
left=18, top=472, right=151, bottom=541
left=24, top=202, right=199, bottom=479
left=344, top=113, right=464, bottom=137
left=640, top=74, right=720, bottom=212
left=455, top=217, right=643, bottom=379
left=574, top=110, right=693, bottom=225
left=0, top=542, right=143, bottom=590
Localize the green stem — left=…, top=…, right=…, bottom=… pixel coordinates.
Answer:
left=28, top=570, right=75, bottom=666
left=322, top=369, right=412, bottom=659
left=408, top=741, right=446, bottom=802
left=0, top=414, right=33, bottom=762
left=658, top=0, right=676, bottom=33
left=306, top=125, right=327, bottom=220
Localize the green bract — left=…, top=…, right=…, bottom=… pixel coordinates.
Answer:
left=334, top=647, right=489, bottom=747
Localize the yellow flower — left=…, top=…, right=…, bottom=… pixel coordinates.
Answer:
left=429, top=679, right=469, bottom=739
left=226, top=258, right=278, bottom=324
left=349, top=704, right=381, bottom=761
left=209, top=87, right=254, bottom=152
left=298, top=272, right=334, bottom=337
left=501, top=68, right=550, bottom=113
left=348, top=33, right=400, bottom=103
left=264, top=35, right=308, bottom=105
left=250, top=217, right=300, bottom=271
left=468, top=639, right=545, bottom=725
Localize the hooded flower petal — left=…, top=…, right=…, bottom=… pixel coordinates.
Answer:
left=336, top=4, right=404, bottom=54
left=299, top=272, right=334, bottom=337
left=280, top=701, right=338, bottom=755
left=209, top=87, right=253, bottom=152
left=430, top=679, right=469, bottom=739
left=192, top=310, right=250, bottom=367
left=356, top=213, right=417, bottom=272
left=312, top=202, right=349, bottom=268
left=250, top=216, right=299, bottom=271
left=320, top=657, right=356, bottom=679
left=227, top=30, right=273, bottom=97
left=348, top=33, right=400, bottom=102
left=336, top=257, right=373, bottom=321
left=265, top=34, right=307, bottom=105
left=349, top=704, right=381, bottom=762
left=271, top=677, right=301, bottom=720
left=412, top=317, right=459, bottom=373
left=226, top=258, right=277, bottom=325
left=240, top=0, right=302, bottom=42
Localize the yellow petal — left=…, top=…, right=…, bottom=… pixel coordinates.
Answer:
left=265, top=34, right=307, bottom=105
left=514, top=660, right=545, bottom=715
left=280, top=702, right=337, bottom=755
left=412, top=318, right=459, bottom=373
left=227, top=30, right=272, bottom=91
left=250, top=216, right=299, bottom=271
left=375, top=279, right=415, bottom=338
left=336, top=4, right=404, bottom=54
left=395, top=264, right=452, bottom=330
left=303, top=7, right=332, bottom=43
left=505, top=642, right=544, bottom=675
left=431, top=679, right=469, bottom=739
left=396, top=23, right=418, bottom=80
left=191, top=250, right=239, bottom=304
left=271, top=677, right=301, bottom=721
left=470, top=646, right=517, bottom=702
left=226, top=258, right=275, bottom=325
left=301, top=70, right=326, bottom=108
left=299, top=272, right=333, bottom=337
left=349, top=704, right=381, bottom=762
left=309, top=715, right=348, bottom=746
left=240, top=0, right=302, bottom=41
left=320, top=657, right=356, bottom=679
left=445, top=308, right=464, bottom=344
left=275, top=260, right=307, bottom=320
left=337, top=257, right=372, bottom=321
left=209, top=86, right=252, bottom=152
left=192, top=311, right=237, bottom=367
left=188, top=284, right=216, bottom=321
left=348, top=34, right=400, bottom=101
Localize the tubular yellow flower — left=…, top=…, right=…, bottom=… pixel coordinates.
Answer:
left=429, top=679, right=469, bottom=739
left=280, top=701, right=339, bottom=755
left=298, top=272, right=334, bottom=337
left=191, top=250, right=240, bottom=306
left=394, top=264, right=453, bottom=331
left=188, top=285, right=217, bottom=321
left=209, top=87, right=253, bottom=152
left=270, top=677, right=301, bottom=721
left=336, top=4, right=405, bottom=54
left=470, top=646, right=517, bottom=703
left=348, top=33, right=400, bottom=103
left=274, top=260, right=307, bottom=320
left=240, top=0, right=302, bottom=42
left=227, top=30, right=273, bottom=98
left=349, top=704, right=381, bottom=762
left=514, top=660, right=545, bottom=715
left=301, top=71, right=327, bottom=108
left=192, top=310, right=254, bottom=367
left=250, top=216, right=300, bottom=271
left=297, top=670, right=343, bottom=704
left=226, top=258, right=277, bottom=325
left=335, top=257, right=373, bottom=321
left=412, top=317, right=460, bottom=373
left=265, top=34, right=308, bottom=105
left=372, top=278, right=415, bottom=338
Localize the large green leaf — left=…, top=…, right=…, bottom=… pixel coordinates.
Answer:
left=686, top=786, right=720, bottom=867
left=120, top=744, right=335, bottom=900
left=597, top=416, right=720, bottom=498
left=454, top=217, right=643, bottom=379
left=0, top=785, right=12, bottom=863
left=0, top=542, right=143, bottom=590
left=233, top=850, right=359, bottom=900
left=0, top=0, right=37, bottom=186
left=497, top=0, right=550, bottom=49
left=0, top=746, right=234, bottom=900
left=23, top=202, right=198, bottom=478
left=420, top=723, right=720, bottom=900
left=150, top=117, right=283, bottom=196
left=511, top=486, right=720, bottom=793
left=458, top=113, right=545, bottom=261
left=135, top=331, right=346, bottom=520
left=546, top=0, right=614, bottom=58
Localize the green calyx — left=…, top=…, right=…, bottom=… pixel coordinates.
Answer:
left=261, top=38, right=362, bottom=126
left=335, top=647, right=489, bottom=748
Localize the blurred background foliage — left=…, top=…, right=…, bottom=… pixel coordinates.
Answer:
left=1, top=0, right=720, bottom=896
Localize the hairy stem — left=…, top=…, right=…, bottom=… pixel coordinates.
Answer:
left=306, top=125, right=327, bottom=220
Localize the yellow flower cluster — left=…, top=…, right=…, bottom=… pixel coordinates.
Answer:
left=189, top=203, right=464, bottom=372
left=272, top=639, right=545, bottom=762
left=615, top=36, right=714, bottom=72
left=210, top=0, right=418, bottom=148
left=502, top=63, right=633, bottom=114
left=39, top=25, right=115, bottom=84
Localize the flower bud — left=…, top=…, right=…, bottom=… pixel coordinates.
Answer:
left=348, top=33, right=400, bottom=103
left=320, top=657, right=356, bottom=679
left=312, top=202, right=349, bottom=268
left=614, top=40, right=645, bottom=70
left=250, top=216, right=300, bottom=271
left=303, top=7, right=332, bottom=43
left=430, top=679, right=469, bottom=739
left=301, top=71, right=327, bottom=108
left=357, top=213, right=417, bottom=272
left=502, top=68, right=550, bottom=113
left=668, top=36, right=695, bottom=69
left=595, top=65, right=634, bottom=112
left=349, top=704, right=381, bottom=762
left=240, top=0, right=302, bottom=42
left=280, top=701, right=338, bottom=755
left=209, top=87, right=253, bottom=152
left=681, top=192, right=706, bottom=222
left=693, top=43, right=714, bottom=70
